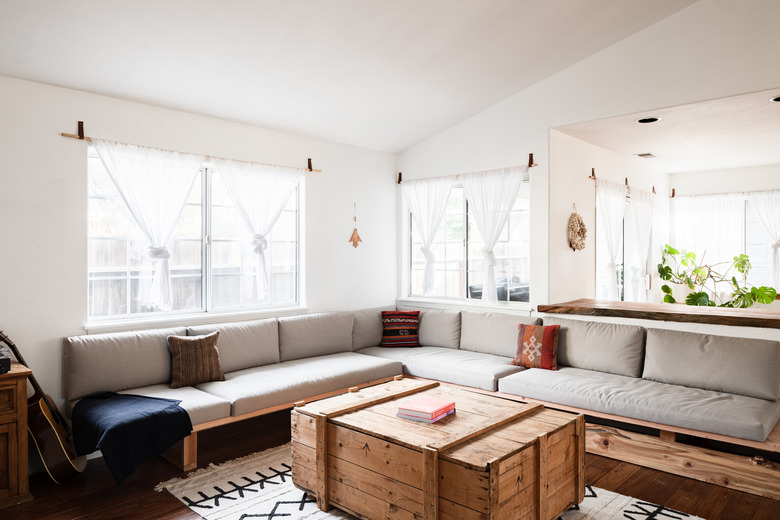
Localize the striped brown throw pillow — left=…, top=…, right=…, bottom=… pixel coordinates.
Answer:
left=380, top=310, right=421, bottom=347
left=168, top=331, right=225, bottom=388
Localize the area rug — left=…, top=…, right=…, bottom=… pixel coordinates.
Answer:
left=156, top=444, right=705, bottom=520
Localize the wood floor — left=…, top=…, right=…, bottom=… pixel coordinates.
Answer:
left=5, top=410, right=779, bottom=520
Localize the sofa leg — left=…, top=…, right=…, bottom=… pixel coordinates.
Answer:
left=162, top=432, right=198, bottom=471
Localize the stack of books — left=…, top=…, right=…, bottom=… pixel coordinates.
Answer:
left=397, top=397, right=456, bottom=424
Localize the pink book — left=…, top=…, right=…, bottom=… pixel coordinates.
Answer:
left=397, top=397, right=455, bottom=419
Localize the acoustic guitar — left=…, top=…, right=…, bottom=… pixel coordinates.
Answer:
left=0, top=331, right=87, bottom=483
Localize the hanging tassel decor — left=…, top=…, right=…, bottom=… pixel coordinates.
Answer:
left=349, top=202, right=362, bottom=248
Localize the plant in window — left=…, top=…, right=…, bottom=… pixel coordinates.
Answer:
left=657, top=244, right=777, bottom=307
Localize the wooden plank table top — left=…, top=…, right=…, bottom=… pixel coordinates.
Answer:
left=295, top=378, right=576, bottom=469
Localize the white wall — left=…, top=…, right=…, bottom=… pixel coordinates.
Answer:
left=398, top=0, right=780, bottom=307
left=670, top=163, right=780, bottom=195
left=548, top=131, right=669, bottom=303
left=0, top=75, right=397, bottom=405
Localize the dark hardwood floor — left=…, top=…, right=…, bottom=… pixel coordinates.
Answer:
left=5, top=410, right=779, bottom=520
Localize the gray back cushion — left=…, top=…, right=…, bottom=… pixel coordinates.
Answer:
left=643, top=328, right=780, bottom=401
left=460, top=311, right=541, bottom=358
left=352, top=307, right=394, bottom=350
left=542, top=317, right=645, bottom=377
left=279, top=312, right=354, bottom=362
left=419, top=309, right=461, bottom=349
left=188, top=318, right=279, bottom=373
left=63, top=327, right=185, bottom=400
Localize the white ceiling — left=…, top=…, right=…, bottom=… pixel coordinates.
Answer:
left=0, top=1, right=696, bottom=152
left=557, top=88, right=780, bottom=173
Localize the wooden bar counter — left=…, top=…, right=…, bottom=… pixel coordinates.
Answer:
left=537, top=298, right=780, bottom=329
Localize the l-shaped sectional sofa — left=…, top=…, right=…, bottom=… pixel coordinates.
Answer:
left=63, top=307, right=780, bottom=499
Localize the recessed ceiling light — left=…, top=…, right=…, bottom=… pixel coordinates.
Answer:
left=771, top=95, right=780, bottom=103
left=636, top=117, right=661, bottom=124
left=636, top=153, right=657, bottom=159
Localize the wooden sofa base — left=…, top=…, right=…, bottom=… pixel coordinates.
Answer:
left=408, top=378, right=780, bottom=500
left=162, top=375, right=400, bottom=472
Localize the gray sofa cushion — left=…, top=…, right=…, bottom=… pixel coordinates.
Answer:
left=419, top=309, right=461, bottom=349
left=498, top=367, right=780, bottom=442
left=352, top=307, right=394, bottom=350
left=198, top=352, right=402, bottom=416
left=541, top=317, right=645, bottom=377
left=278, top=312, right=354, bottom=362
left=643, top=328, right=780, bottom=401
left=358, top=346, right=523, bottom=391
left=188, top=318, right=279, bottom=373
left=118, top=384, right=232, bottom=426
left=459, top=311, right=541, bottom=358
left=63, top=327, right=186, bottom=401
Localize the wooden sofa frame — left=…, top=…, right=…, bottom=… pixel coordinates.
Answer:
left=163, top=371, right=779, bottom=501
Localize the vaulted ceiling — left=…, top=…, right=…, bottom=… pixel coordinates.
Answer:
left=0, top=1, right=696, bottom=152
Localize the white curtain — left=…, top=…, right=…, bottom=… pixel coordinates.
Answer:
left=212, top=157, right=304, bottom=299
left=672, top=193, right=743, bottom=268
left=402, top=176, right=456, bottom=295
left=746, top=190, right=780, bottom=288
left=92, top=138, right=204, bottom=311
left=596, top=179, right=626, bottom=300
left=627, top=188, right=654, bottom=302
left=462, top=166, right=527, bottom=304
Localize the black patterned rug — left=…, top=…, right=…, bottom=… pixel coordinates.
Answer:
left=156, top=443, right=705, bottom=520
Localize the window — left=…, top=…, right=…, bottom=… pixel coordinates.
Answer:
left=672, top=192, right=774, bottom=290
left=408, top=185, right=530, bottom=302
left=88, top=153, right=299, bottom=320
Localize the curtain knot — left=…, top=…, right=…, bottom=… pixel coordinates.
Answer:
left=251, top=234, right=268, bottom=254
left=420, top=246, right=436, bottom=263
left=146, top=246, right=171, bottom=261
left=772, top=240, right=780, bottom=250
left=482, top=248, right=497, bottom=266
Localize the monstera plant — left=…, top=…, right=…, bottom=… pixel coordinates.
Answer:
left=657, top=244, right=777, bottom=308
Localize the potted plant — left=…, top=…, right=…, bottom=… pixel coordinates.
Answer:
left=657, top=244, right=777, bottom=308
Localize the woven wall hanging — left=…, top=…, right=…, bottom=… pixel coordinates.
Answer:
left=568, top=204, right=587, bottom=251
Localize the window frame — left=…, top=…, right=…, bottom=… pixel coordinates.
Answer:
left=87, top=152, right=303, bottom=328
left=402, top=183, right=531, bottom=309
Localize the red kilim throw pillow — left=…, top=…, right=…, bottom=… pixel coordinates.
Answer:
left=511, top=324, right=559, bottom=370
left=380, top=310, right=421, bottom=347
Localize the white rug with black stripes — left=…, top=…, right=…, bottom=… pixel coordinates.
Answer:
left=156, top=443, right=705, bottom=520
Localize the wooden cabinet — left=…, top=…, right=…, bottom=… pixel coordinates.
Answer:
left=0, top=363, right=33, bottom=509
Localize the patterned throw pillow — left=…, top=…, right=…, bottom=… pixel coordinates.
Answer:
left=168, top=331, right=225, bottom=388
left=380, top=310, right=421, bottom=347
left=511, top=324, right=559, bottom=370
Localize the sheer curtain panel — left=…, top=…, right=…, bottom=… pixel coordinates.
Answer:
left=91, top=138, right=204, bottom=311
left=212, top=157, right=304, bottom=300
left=629, top=188, right=654, bottom=302
left=746, top=190, right=780, bottom=288
left=462, top=166, right=527, bottom=304
left=595, top=179, right=627, bottom=300
left=402, top=176, right=456, bottom=295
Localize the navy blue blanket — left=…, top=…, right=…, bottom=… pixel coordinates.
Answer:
left=72, top=392, right=193, bottom=485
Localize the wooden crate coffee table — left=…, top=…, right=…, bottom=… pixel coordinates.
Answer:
left=291, top=377, right=585, bottom=520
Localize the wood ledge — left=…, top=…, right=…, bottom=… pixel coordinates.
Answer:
left=537, top=298, right=780, bottom=328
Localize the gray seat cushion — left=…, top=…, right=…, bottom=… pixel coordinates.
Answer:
left=118, top=384, right=232, bottom=426
left=188, top=318, right=279, bottom=373
left=197, top=352, right=402, bottom=416
left=459, top=311, right=541, bottom=358
left=359, top=346, right=523, bottom=391
left=542, top=317, right=645, bottom=377
left=643, top=328, right=780, bottom=401
left=498, top=367, right=780, bottom=442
